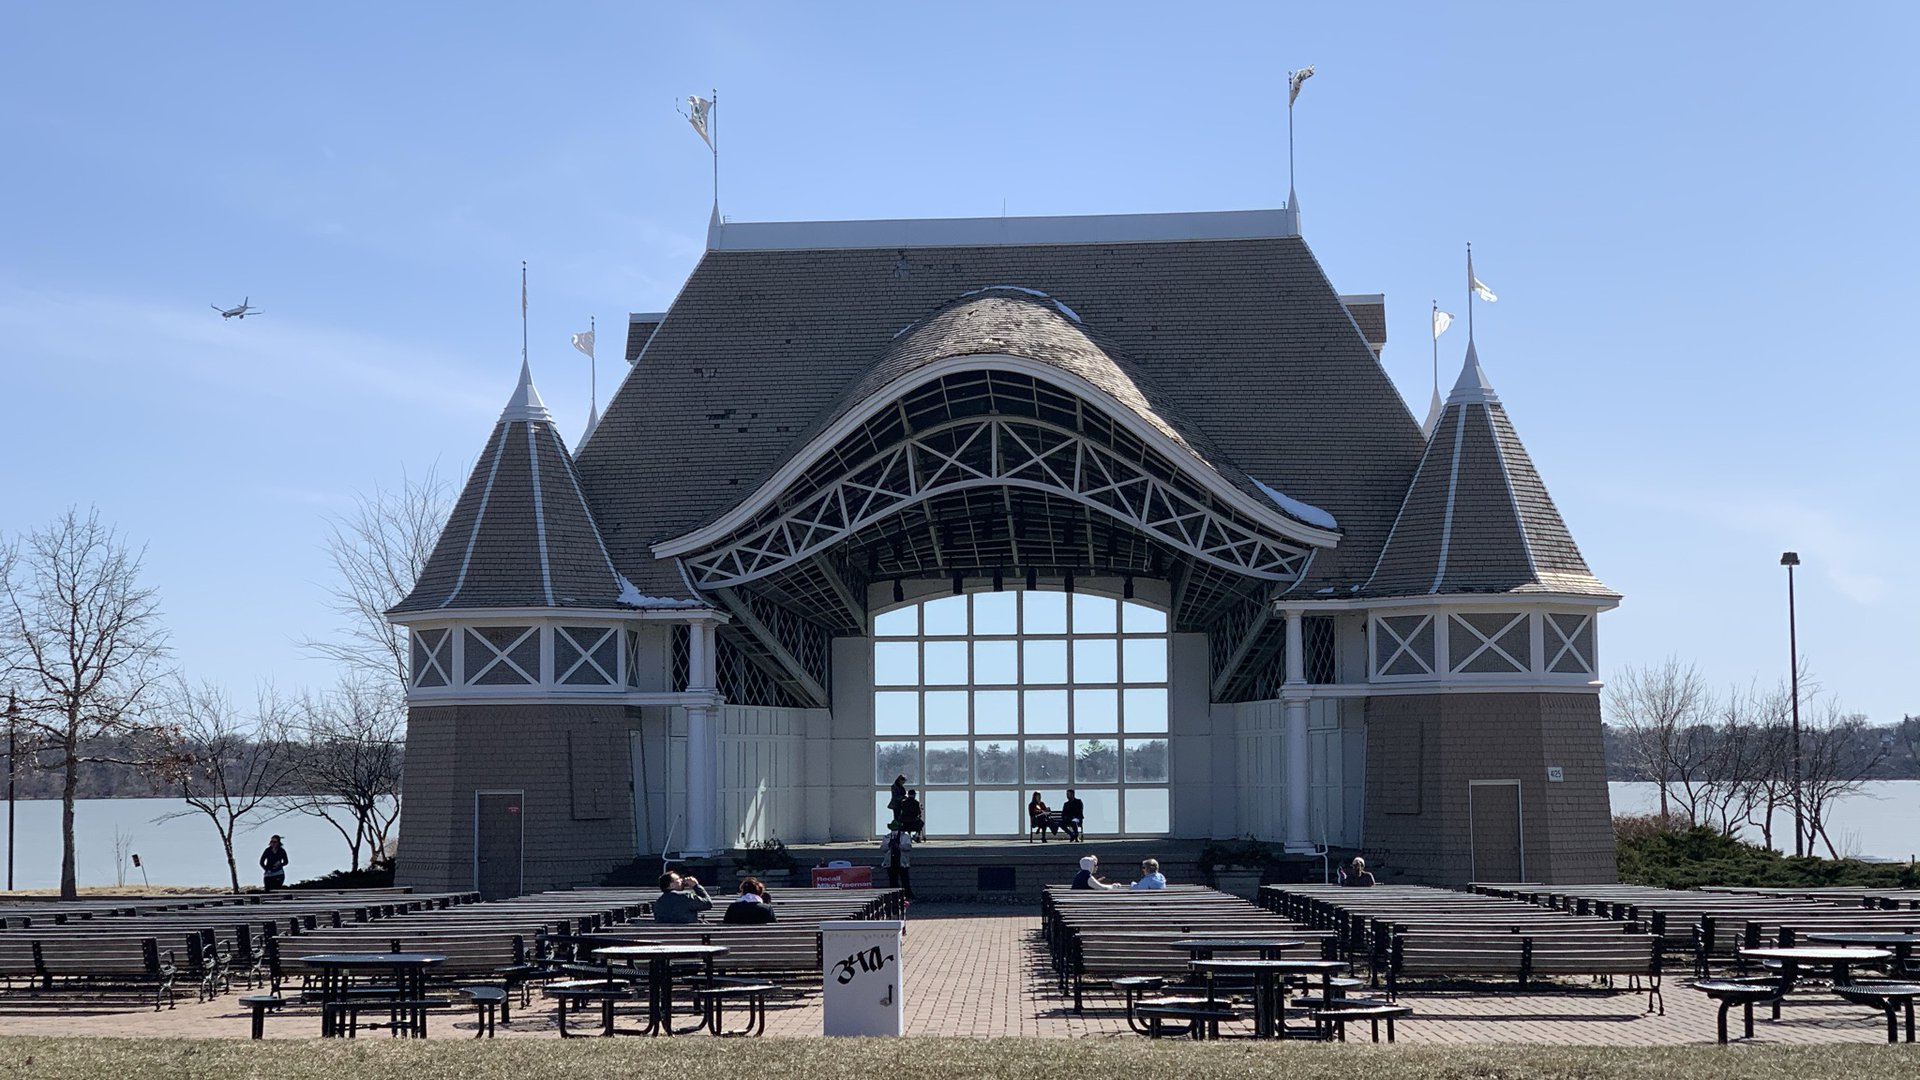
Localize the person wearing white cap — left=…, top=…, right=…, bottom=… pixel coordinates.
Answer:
left=1070, top=854, right=1118, bottom=890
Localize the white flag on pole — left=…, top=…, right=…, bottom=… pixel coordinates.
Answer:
left=685, top=95, right=714, bottom=150
left=571, top=329, right=595, bottom=359
left=1432, top=310, right=1455, bottom=339
left=1469, top=259, right=1497, bottom=303
left=1288, top=66, right=1315, bottom=106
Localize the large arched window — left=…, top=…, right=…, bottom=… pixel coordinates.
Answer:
left=871, top=591, right=1171, bottom=837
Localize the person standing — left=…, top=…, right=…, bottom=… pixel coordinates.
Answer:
left=882, top=827, right=915, bottom=902
left=887, top=774, right=909, bottom=828
left=259, top=836, right=289, bottom=892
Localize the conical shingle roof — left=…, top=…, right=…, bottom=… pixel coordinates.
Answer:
left=391, top=361, right=632, bottom=613
left=1362, top=341, right=1614, bottom=598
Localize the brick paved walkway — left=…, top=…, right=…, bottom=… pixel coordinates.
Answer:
left=0, top=907, right=1901, bottom=1044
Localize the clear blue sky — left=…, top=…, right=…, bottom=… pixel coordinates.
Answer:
left=3, top=2, right=1914, bottom=723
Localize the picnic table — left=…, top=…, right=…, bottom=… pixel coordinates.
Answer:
left=1738, top=946, right=1891, bottom=988
left=1806, top=932, right=1920, bottom=971
left=298, top=952, right=446, bottom=1038
left=1192, top=957, right=1347, bottom=1039
left=594, top=943, right=729, bottom=1035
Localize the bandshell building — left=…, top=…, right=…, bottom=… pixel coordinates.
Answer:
left=389, top=205, right=1619, bottom=898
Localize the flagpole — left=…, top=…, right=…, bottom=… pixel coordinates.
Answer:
left=1287, top=96, right=1295, bottom=201
left=1431, top=300, right=1440, bottom=399
left=1466, top=242, right=1475, bottom=342
left=589, top=315, right=597, bottom=414
left=710, top=88, right=719, bottom=214
left=521, top=261, right=529, bottom=369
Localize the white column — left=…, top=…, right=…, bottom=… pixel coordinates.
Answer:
left=1281, top=607, right=1314, bottom=852
left=685, top=619, right=720, bottom=855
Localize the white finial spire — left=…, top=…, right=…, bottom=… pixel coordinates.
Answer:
left=1423, top=387, right=1445, bottom=437
left=502, top=357, right=553, bottom=423
left=1447, top=338, right=1500, bottom=406
left=580, top=400, right=601, bottom=445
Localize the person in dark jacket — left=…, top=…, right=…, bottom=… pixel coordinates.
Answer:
left=887, top=774, right=909, bottom=828
left=723, top=877, right=777, bottom=924
left=1338, top=857, right=1377, bottom=887
left=901, top=789, right=926, bottom=842
left=259, top=836, right=289, bottom=891
left=1060, top=790, right=1086, bottom=842
left=882, top=828, right=915, bottom=902
left=653, top=871, right=715, bottom=923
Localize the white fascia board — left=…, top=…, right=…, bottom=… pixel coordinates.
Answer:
left=387, top=606, right=727, bottom=626
left=1337, top=293, right=1386, bottom=306
left=1301, top=680, right=1604, bottom=698
left=408, top=690, right=724, bottom=708
left=706, top=208, right=1297, bottom=252
left=1275, top=593, right=1620, bottom=614
left=653, top=353, right=1342, bottom=558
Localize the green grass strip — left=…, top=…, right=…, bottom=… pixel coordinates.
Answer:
left=1, top=1037, right=1916, bottom=1080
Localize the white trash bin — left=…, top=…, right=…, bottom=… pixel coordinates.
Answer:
left=820, top=919, right=905, bottom=1036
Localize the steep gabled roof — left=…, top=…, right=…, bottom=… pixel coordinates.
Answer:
left=1362, top=342, right=1614, bottom=599
left=391, top=361, right=634, bottom=614
left=577, top=227, right=1427, bottom=599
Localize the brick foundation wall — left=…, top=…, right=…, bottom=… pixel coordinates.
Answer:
left=396, top=702, right=640, bottom=895
left=1362, top=692, right=1615, bottom=886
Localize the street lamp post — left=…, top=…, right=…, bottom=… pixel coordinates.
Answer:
left=1781, top=551, right=1803, bottom=858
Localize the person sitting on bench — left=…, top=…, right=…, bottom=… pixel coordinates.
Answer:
left=1131, top=858, right=1167, bottom=890
left=1028, top=792, right=1057, bottom=840
left=1338, top=857, right=1376, bottom=888
left=654, top=871, right=714, bottom=923
left=1072, top=854, right=1118, bottom=890
left=1060, top=790, right=1085, bottom=841
left=723, top=877, right=777, bottom=924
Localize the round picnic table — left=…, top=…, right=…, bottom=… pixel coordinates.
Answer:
left=1738, top=946, right=1891, bottom=989
left=298, top=952, right=446, bottom=1038
left=1169, top=937, right=1310, bottom=961
left=1807, top=933, right=1920, bottom=972
left=595, top=943, right=729, bottom=1035
left=1191, top=957, right=1347, bottom=1039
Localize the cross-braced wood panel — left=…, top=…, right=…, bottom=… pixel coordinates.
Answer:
left=682, top=411, right=1315, bottom=592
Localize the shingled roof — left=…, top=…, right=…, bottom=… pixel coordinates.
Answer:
left=391, top=361, right=637, bottom=614
left=576, top=225, right=1429, bottom=599
left=1362, top=342, right=1615, bottom=599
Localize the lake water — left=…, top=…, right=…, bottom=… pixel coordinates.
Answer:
left=1610, top=781, right=1920, bottom=862
left=1, top=785, right=1911, bottom=889
left=0, top=797, right=395, bottom=891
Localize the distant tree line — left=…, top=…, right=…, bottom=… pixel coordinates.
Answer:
left=1603, top=656, right=1917, bottom=859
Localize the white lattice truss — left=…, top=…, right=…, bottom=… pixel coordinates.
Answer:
left=1376, top=614, right=1436, bottom=677
left=1449, top=612, right=1529, bottom=674
left=680, top=416, right=1317, bottom=591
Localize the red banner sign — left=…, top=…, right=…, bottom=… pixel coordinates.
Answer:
left=811, top=866, right=875, bottom=889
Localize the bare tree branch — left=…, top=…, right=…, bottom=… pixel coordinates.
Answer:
left=150, top=681, right=301, bottom=894
left=0, top=508, right=171, bottom=898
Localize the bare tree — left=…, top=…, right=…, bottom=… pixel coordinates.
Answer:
left=151, top=682, right=300, bottom=894
left=286, top=675, right=403, bottom=871
left=300, top=470, right=445, bottom=865
left=304, top=468, right=449, bottom=690
left=0, top=509, right=170, bottom=899
left=1606, top=658, right=1712, bottom=821
left=1799, top=700, right=1888, bottom=860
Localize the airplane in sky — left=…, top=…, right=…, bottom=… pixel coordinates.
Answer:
left=212, top=298, right=262, bottom=319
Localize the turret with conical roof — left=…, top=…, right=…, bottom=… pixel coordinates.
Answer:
left=1363, top=340, right=1613, bottom=598
left=391, top=360, right=630, bottom=613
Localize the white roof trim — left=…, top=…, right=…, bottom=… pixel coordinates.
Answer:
left=440, top=422, right=513, bottom=608
left=501, top=358, right=553, bottom=423
left=706, top=208, right=1298, bottom=252
left=1338, top=293, right=1385, bottom=306
left=652, top=352, right=1341, bottom=558
left=1428, top=402, right=1470, bottom=594
left=1483, top=403, right=1542, bottom=583
left=525, top=424, right=554, bottom=606
left=1447, top=339, right=1500, bottom=406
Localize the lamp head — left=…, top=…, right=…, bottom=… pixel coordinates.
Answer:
left=1780, top=551, right=1801, bottom=567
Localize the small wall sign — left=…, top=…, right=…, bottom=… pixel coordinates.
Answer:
left=1546, top=766, right=1564, bottom=783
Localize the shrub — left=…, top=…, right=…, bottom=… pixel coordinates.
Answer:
left=291, top=858, right=395, bottom=890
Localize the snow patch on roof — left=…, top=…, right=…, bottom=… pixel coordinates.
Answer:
left=616, top=574, right=706, bottom=610
left=1253, top=479, right=1339, bottom=530
left=1052, top=299, right=1082, bottom=323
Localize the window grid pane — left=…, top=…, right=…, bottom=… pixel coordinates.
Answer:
left=872, top=590, right=1169, bottom=836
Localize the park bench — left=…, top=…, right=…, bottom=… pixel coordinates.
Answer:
left=1386, top=930, right=1662, bottom=1013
